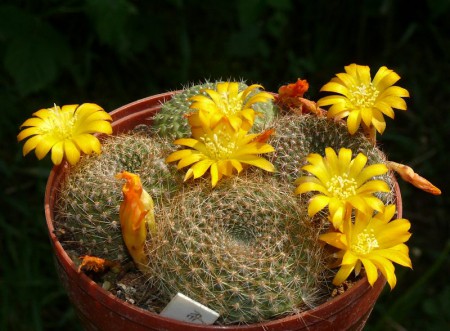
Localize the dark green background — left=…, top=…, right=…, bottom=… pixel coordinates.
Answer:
left=1, top=0, right=449, bottom=330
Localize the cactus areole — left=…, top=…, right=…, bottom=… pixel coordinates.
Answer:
left=45, top=91, right=402, bottom=330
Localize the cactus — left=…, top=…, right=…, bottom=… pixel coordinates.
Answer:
left=152, top=81, right=277, bottom=139
left=269, top=114, right=396, bottom=205
left=53, top=87, right=398, bottom=325
left=55, top=132, right=182, bottom=262
left=147, top=172, right=329, bottom=324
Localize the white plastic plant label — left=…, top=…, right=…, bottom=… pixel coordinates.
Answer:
left=160, top=292, right=220, bottom=325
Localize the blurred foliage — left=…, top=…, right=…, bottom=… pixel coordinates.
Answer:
left=1, top=0, right=448, bottom=330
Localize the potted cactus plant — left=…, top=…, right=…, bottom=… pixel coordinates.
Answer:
left=19, top=65, right=440, bottom=330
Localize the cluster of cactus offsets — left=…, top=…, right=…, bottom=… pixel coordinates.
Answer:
left=269, top=114, right=396, bottom=205
left=152, top=81, right=277, bottom=140
left=55, top=133, right=182, bottom=261
left=148, top=173, right=329, bottom=324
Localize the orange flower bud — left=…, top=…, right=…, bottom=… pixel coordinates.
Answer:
left=116, top=171, right=155, bottom=272
left=387, top=161, right=441, bottom=195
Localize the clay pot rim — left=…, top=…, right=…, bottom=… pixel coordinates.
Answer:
left=44, top=91, right=398, bottom=329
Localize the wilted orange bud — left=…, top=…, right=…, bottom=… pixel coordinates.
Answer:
left=387, top=161, right=441, bottom=195
left=278, top=78, right=309, bottom=99
left=78, top=255, right=118, bottom=273
left=116, top=171, right=155, bottom=272
left=276, top=79, right=324, bottom=115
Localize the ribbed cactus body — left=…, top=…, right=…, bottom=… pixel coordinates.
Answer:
left=55, top=133, right=182, bottom=261
left=152, top=81, right=277, bottom=139
left=148, top=173, right=327, bottom=324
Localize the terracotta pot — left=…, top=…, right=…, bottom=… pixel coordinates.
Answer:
left=45, top=92, right=401, bottom=331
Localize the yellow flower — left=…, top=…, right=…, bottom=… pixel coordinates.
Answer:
left=17, top=103, right=112, bottom=165
left=166, top=119, right=275, bottom=187
left=188, top=82, right=274, bottom=135
left=295, top=147, right=390, bottom=229
left=319, top=205, right=412, bottom=289
left=116, top=171, right=155, bottom=272
left=317, top=64, right=409, bottom=138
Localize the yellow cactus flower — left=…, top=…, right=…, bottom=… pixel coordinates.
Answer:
left=17, top=103, right=112, bottom=165
left=295, top=147, right=390, bottom=229
left=317, top=64, right=409, bottom=141
left=188, top=81, right=274, bottom=135
left=319, top=205, right=412, bottom=289
left=166, top=119, right=275, bottom=187
left=116, top=171, right=155, bottom=272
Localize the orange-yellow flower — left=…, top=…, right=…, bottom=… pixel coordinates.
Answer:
left=166, top=119, right=275, bottom=187
left=116, top=171, right=155, bottom=272
left=319, top=205, right=412, bottom=289
left=295, top=147, right=390, bottom=229
left=317, top=64, right=409, bottom=138
left=17, top=103, right=112, bottom=165
left=188, top=81, right=274, bottom=135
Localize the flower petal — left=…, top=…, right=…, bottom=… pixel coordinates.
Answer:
left=307, top=195, right=330, bottom=216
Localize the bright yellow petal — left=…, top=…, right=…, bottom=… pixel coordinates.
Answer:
left=50, top=141, right=64, bottom=165
left=237, top=155, right=275, bottom=172
left=371, top=255, right=397, bottom=289
left=210, top=163, right=220, bottom=187
left=333, top=264, right=355, bottom=286
left=307, top=195, right=330, bottom=216
left=360, top=258, right=379, bottom=286
left=72, top=134, right=100, bottom=154
left=319, top=231, right=346, bottom=250
left=374, top=70, right=400, bottom=91
left=371, top=109, right=387, bottom=134
left=374, top=101, right=395, bottom=119
left=166, top=149, right=194, bottom=163
left=320, top=81, right=349, bottom=97
left=317, top=95, right=347, bottom=107
left=22, top=135, right=42, bottom=156
left=35, top=136, right=59, bottom=160
left=177, top=153, right=204, bottom=169
left=295, top=181, right=329, bottom=195
left=361, top=108, right=373, bottom=128
left=17, top=127, right=41, bottom=141
left=19, top=117, right=44, bottom=129
left=347, top=109, right=361, bottom=134
left=382, top=95, right=407, bottom=110
left=190, top=159, right=214, bottom=178
left=64, top=140, right=81, bottom=165
left=337, top=147, right=352, bottom=172
left=357, top=180, right=390, bottom=195
left=356, top=164, right=388, bottom=185
left=335, top=72, right=357, bottom=88
left=81, top=121, right=113, bottom=135
left=378, top=86, right=410, bottom=98
left=373, top=247, right=412, bottom=268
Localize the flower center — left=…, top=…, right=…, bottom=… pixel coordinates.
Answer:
left=218, top=92, right=244, bottom=116
left=201, top=131, right=237, bottom=160
left=351, top=228, right=379, bottom=255
left=326, top=174, right=358, bottom=199
left=348, top=83, right=379, bottom=108
left=40, top=105, right=77, bottom=139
